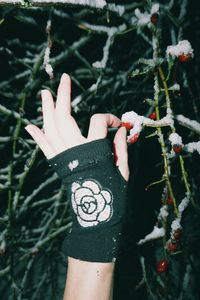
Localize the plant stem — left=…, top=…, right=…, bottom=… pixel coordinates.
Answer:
left=158, top=66, right=196, bottom=209
left=152, top=30, right=178, bottom=216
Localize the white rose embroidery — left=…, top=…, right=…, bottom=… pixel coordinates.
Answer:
left=71, top=179, right=113, bottom=227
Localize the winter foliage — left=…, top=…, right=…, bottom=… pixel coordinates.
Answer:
left=0, top=0, right=200, bottom=299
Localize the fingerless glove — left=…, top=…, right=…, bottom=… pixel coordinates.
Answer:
left=48, top=138, right=128, bottom=263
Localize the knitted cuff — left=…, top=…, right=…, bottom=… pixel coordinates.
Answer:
left=48, top=138, right=128, bottom=263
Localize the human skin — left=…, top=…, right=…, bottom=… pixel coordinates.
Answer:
left=25, top=73, right=129, bottom=300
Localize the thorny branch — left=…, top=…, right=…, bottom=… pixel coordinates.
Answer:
left=0, top=1, right=200, bottom=299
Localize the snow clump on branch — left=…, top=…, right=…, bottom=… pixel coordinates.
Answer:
left=166, top=40, right=194, bottom=60
left=121, top=110, right=173, bottom=143
left=137, top=204, right=168, bottom=245
left=137, top=226, right=165, bottom=245
left=185, top=141, right=200, bottom=155
left=169, top=133, right=183, bottom=147
left=33, top=0, right=107, bottom=9
left=133, top=3, right=159, bottom=26
left=43, top=20, right=53, bottom=79
left=43, top=47, right=53, bottom=79
left=170, top=196, right=190, bottom=239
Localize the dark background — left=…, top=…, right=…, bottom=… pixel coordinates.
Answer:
left=0, top=1, right=200, bottom=299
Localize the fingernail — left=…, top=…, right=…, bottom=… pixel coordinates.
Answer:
left=62, top=73, right=71, bottom=93
left=41, top=89, right=48, bottom=98
left=61, top=73, right=68, bottom=80
left=25, top=125, right=31, bottom=133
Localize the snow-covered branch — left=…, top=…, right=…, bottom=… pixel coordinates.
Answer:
left=176, top=114, right=200, bottom=135
left=0, top=0, right=107, bottom=8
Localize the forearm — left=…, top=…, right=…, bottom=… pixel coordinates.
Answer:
left=63, top=257, right=114, bottom=300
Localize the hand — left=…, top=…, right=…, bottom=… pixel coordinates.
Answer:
left=25, top=73, right=129, bottom=181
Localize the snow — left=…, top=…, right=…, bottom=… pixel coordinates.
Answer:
left=169, top=83, right=180, bottom=91
left=68, top=160, right=79, bottom=171
left=176, top=114, right=200, bottom=135
left=170, top=196, right=190, bottom=238
left=178, top=197, right=190, bottom=214
left=151, top=3, right=159, bottom=14
left=169, top=132, right=183, bottom=146
left=185, top=141, right=200, bottom=155
left=134, top=8, right=150, bottom=26
left=46, top=20, right=51, bottom=32
left=133, top=3, right=159, bottom=26
left=171, top=218, right=181, bottom=232
left=72, top=82, right=98, bottom=111
left=32, top=0, right=107, bottom=8
left=108, top=3, right=125, bottom=16
left=158, top=205, right=168, bottom=221
left=137, top=226, right=165, bottom=245
left=43, top=19, right=53, bottom=79
left=43, top=47, right=53, bottom=79
left=121, top=110, right=174, bottom=141
left=93, top=29, right=115, bottom=69
left=166, top=40, right=194, bottom=58
left=92, top=24, right=126, bottom=69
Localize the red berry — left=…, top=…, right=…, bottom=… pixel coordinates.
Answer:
left=173, top=228, right=182, bottom=240
left=151, top=13, right=159, bottom=25
left=166, top=241, right=178, bottom=253
left=173, top=144, right=183, bottom=154
left=178, top=54, right=190, bottom=62
left=128, top=133, right=140, bottom=144
left=121, top=122, right=133, bottom=130
left=167, top=196, right=173, bottom=205
left=149, top=111, right=157, bottom=120
left=156, top=259, right=168, bottom=273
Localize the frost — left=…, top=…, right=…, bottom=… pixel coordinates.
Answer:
left=137, top=226, right=165, bottom=245
left=68, top=160, right=79, bottom=171
left=169, top=132, right=183, bottom=146
left=166, top=40, right=194, bottom=58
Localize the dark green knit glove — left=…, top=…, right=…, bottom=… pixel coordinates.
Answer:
left=48, top=138, right=128, bottom=263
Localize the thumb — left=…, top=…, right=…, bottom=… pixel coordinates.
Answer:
left=113, top=126, right=129, bottom=182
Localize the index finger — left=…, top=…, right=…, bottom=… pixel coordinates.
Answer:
left=87, top=113, right=121, bottom=141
